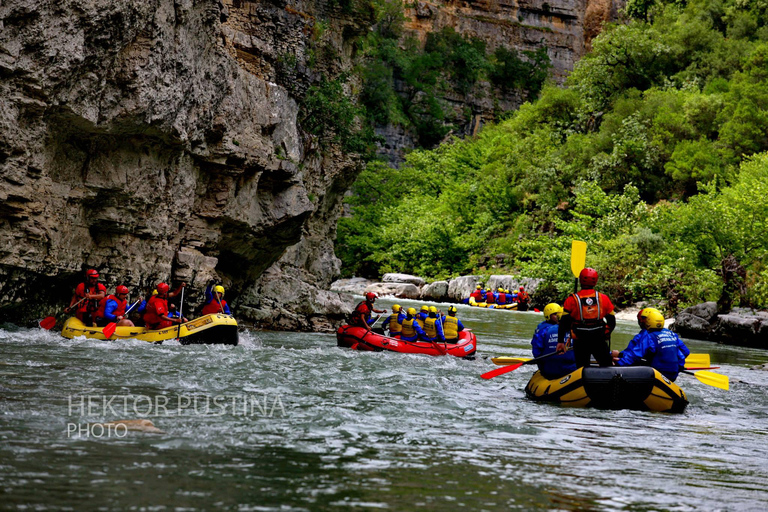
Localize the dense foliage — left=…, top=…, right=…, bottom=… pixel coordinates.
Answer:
left=337, top=0, right=768, bottom=312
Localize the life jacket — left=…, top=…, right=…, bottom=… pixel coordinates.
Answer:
left=485, top=293, right=495, bottom=304
left=143, top=296, right=168, bottom=326
left=350, top=301, right=372, bottom=326
left=95, top=295, right=127, bottom=320
left=423, top=317, right=438, bottom=338
left=470, top=290, right=484, bottom=301
left=497, top=292, right=506, bottom=304
left=571, top=290, right=602, bottom=325
left=443, top=316, right=459, bottom=340
left=387, top=313, right=402, bottom=333
left=517, top=291, right=530, bottom=303
left=401, top=317, right=417, bottom=339
left=79, top=281, right=107, bottom=312
left=202, top=299, right=228, bottom=315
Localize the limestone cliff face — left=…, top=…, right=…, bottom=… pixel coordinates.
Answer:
left=0, top=0, right=364, bottom=327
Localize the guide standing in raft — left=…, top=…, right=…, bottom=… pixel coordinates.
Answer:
left=350, top=292, right=386, bottom=331
left=556, top=268, right=615, bottom=368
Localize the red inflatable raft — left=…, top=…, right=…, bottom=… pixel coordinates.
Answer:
left=336, top=325, right=477, bottom=358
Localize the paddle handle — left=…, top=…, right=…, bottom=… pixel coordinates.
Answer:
left=176, top=286, right=185, bottom=340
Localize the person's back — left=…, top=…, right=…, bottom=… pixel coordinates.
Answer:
left=441, top=306, right=464, bottom=343
left=484, top=289, right=495, bottom=304
left=533, top=303, right=576, bottom=379
left=496, top=288, right=507, bottom=305
left=616, top=310, right=689, bottom=381
left=400, top=308, right=425, bottom=342
left=421, top=306, right=444, bottom=342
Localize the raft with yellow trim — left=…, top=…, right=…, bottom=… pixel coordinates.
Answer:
left=61, top=314, right=239, bottom=345
left=524, top=366, right=688, bottom=413
left=467, top=300, right=518, bottom=310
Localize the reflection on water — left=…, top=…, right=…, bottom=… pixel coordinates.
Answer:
left=1, top=300, right=767, bottom=511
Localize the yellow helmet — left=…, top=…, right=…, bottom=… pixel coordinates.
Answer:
left=393, top=304, right=401, bottom=312
left=486, top=288, right=492, bottom=292
left=214, top=285, right=225, bottom=295
left=420, top=305, right=429, bottom=312
left=476, top=284, right=482, bottom=289
left=152, top=289, right=158, bottom=296
left=448, top=306, right=457, bottom=314
left=543, top=303, right=563, bottom=320
left=638, top=307, right=660, bottom=327
left=429, top=306, right=438, bottom=314
left=498, top=287, right=504, bottom=292
left=645, top=310, right=665, bottom=329
left=407, top=307, right=417, bottom=316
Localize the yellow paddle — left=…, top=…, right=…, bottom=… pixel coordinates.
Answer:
left=685, top=353, right=710, bottom=367
left=681, top=369, right=729, bottom=390
left=571, top=240, right=587, bottom=292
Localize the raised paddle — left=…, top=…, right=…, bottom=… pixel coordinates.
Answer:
left=40, top=297, right=88, bottom=330
left=571, top=240, right=587, bottom=293
left=102, top=298, right=142, bottom=339
left=481, top=349, right=568, bottom=379
left=681, top=369, right=729, bottom=390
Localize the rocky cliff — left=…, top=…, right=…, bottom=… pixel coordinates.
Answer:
left=0, top=0, right=622, bottom=330
left=0, top=0, right=366, bottom=328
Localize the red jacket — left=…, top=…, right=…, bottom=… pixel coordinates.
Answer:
left=75, top=282, right=107, bottom=312
left=95, top=295, right=127, bottom=320
left=143, top=296, right=168, bottom=326
left=202, top=299, right=228, bottom=315
left=563, top=289, right=614, bottom=325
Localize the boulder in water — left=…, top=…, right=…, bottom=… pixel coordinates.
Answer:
left=421, top=281, right=449, bottom=301
left=447, top=276, right=482, bottom=301
left=382, top=273, right=426, bottom=287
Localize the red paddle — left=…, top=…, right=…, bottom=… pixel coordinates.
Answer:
left=102, top=299, right=142, bottom=339
left=39, top=297, right=87, bottom=330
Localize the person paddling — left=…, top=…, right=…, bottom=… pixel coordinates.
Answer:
left=66, top=269, right=106, bottom=326
left=383, top=304, right=405, bottom=338
left=350, top=292, right=386, bottom=331
left=202, top=283, right=231, bottom=315
left=532, top=303, right=576, bottom=379
left=556, top=268, right=615, bottom=368
left=420, top=306, right=445, bottom=343
left=143, top=282, right=186, bottom=330
left=613, top=310, right=690, bottom=381
left=93, top=285, right=136, bottom=327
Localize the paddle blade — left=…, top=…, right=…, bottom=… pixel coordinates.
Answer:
left=571, top=240, right=587, bottom=278
left=685, top=353, right=710, bottom=367
left=481, top=362, right=523, bottom=379
left=693, top=370, right=729, bottom=390
left=102, top=323, right=117, bottom=339
left=39, top=316, right=57, bottom=330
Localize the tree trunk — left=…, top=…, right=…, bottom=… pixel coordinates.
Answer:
left=717, top=254, right=747, bottom=314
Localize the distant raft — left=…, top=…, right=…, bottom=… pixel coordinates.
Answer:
left=336, top=325, right=477, bottom=358
left=525, top=366, right=688, bottom=413
left=466, top=301, right=519, bottom=310
left=61, top=314, right=239, bottom=345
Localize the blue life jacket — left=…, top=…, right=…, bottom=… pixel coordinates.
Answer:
left=531, top=321, right=577, bottom=379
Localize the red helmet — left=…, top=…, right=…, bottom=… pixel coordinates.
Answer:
left=579, top=268, right=599, bottom=287
left=116, top=285, right=129, bottom=295
left=86, top=269, right=99, bottom=278
left=365, top=292, right=377, bottom=302
left=156, top=282, right=170, bottom=295
left=519, top=286, right=524, bottom=290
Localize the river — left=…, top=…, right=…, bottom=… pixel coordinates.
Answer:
left=1, top=298, right=767, bottom=511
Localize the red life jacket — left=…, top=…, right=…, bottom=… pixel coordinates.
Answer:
left=143, top=296, right=168, bottom=326
left=497, top=292, right=507, bottom=303
left=76, top=282, right=107, bottom=312
left=517, top=291, right=530, bottom=303
left=95, top=295, right=127, bottom=320
left=470, top=290, right=483, bottom=301
left=485, top=292, right=495, bottom=304
left=350, top=301, right=372, bottom=326
left=202, top=299, right=228, bottom=315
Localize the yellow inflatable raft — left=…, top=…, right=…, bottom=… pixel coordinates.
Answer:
left=525, top=366, right=688, bottom=413
left=61, top=314, right=239, bottom=345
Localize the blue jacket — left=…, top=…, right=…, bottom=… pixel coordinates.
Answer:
left=102, top=299, right=122, bottom=322
left=416, top=312, right=428, bottom=323
left=617, top=328, right=690, bottom=381
left=531, top=320, right=577, bottom=379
